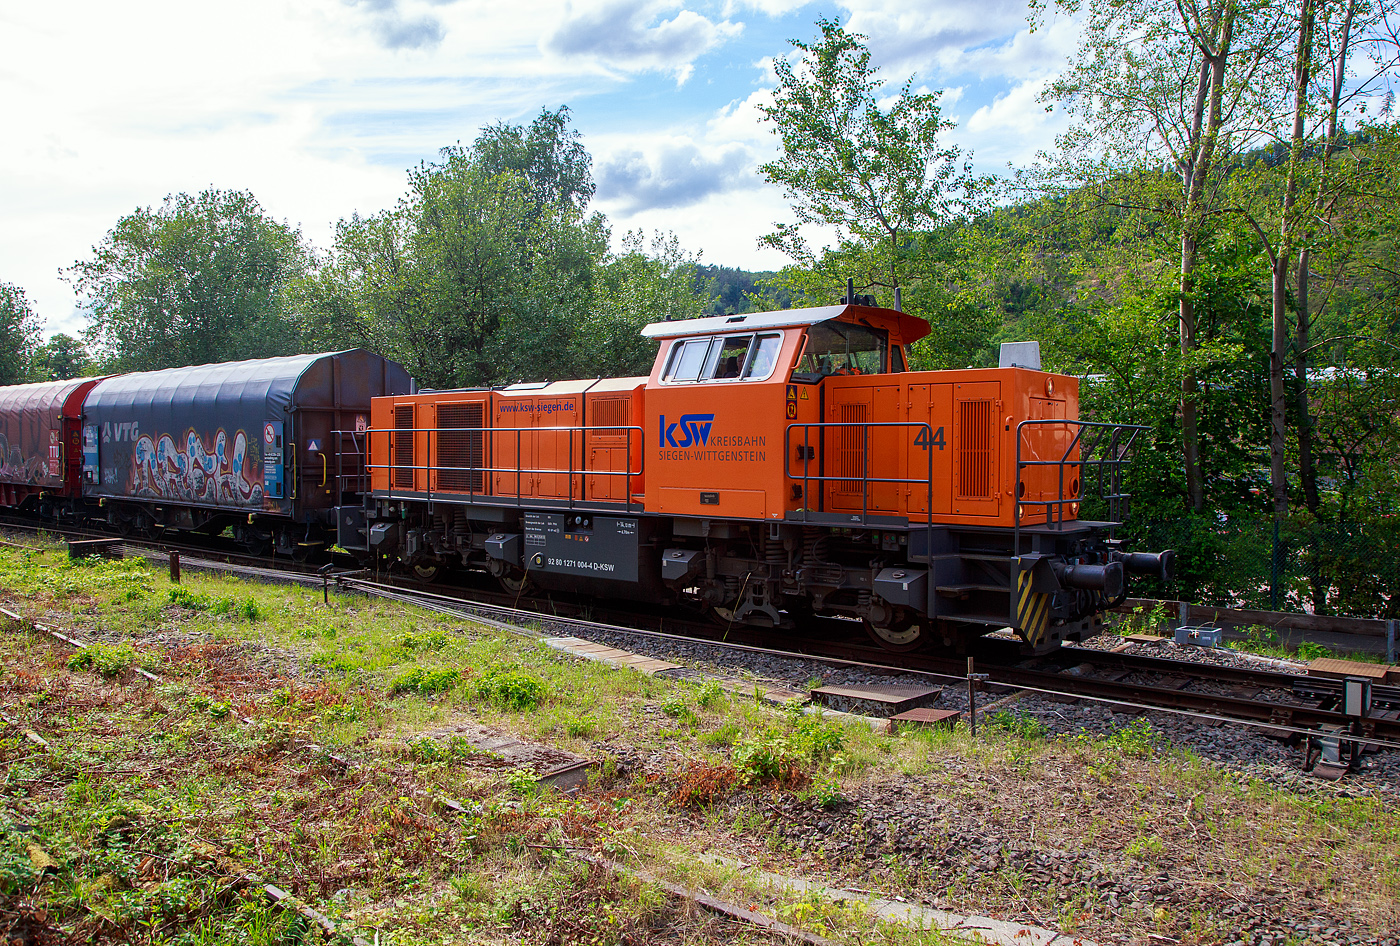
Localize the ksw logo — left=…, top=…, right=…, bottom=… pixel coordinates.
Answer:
left=660, top=414, right=714, bottom=449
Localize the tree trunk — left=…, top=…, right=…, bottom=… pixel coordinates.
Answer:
left=1180, top=231, right=1204, bottom=513
left=1269, top=256, right=1290, bottom=519
left=1177, top=5, right=1237, bottom=514
left=1295, top=246, right=1319, bottom=513
left=1270, top=0, right=1313, bottom=522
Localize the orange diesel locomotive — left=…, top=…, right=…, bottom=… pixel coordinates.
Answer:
left=342, top=300, right=1172, bottom=652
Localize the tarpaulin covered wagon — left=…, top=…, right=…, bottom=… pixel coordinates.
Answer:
left=80, top=350, right=411, bottom=554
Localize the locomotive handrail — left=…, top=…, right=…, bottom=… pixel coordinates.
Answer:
left=1012, top=418, right=1148, bottom=552
left=784, top=422, right=936, bottom=573
left=345, top=424, right=647, bottom=514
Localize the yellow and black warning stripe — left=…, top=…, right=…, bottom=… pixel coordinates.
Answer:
left=1017, top=569, right=1052, bottom=645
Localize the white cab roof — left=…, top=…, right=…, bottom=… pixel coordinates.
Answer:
left=641, top=303, right=931, bottom=344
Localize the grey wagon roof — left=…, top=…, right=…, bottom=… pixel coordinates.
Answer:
left=85, top=352, right=356, bottom=416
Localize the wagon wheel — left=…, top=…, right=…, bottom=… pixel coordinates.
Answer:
left=241, top=529, right=272, bottom=557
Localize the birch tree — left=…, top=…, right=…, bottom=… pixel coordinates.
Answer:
left=1034, top=0, right=1289, bottom=512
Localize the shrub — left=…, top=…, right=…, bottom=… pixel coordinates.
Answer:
left=389, top=666, right=461, bottom=695
left=475, top=667, right=546, bottom=711
left=788, top=710, right=845, bottom=762
left=731, top=712, right=847, bottom=787
left=732, top=734, right=806, bottom=786
left=67, top=642, right=136, bottom=678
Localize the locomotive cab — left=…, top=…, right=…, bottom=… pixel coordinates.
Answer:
left=641, top=302, right=1171, bottom=653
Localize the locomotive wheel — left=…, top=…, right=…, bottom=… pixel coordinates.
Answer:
left=411, top=562, right=445, bottom=583
left=863, top=616, right=927, bottom=652
left=498, top=569, right=532, bottom=596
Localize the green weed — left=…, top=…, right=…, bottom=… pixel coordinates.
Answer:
left=67, top=642, right=136, bottom=678
left=985, top=710, right=1050, bottom=740
left=475, top=666, right=546, bottom=711
left=695, top=680, right=726, bottom=708
left=660, top=697, right=698, bottom=726
left=389, top=665, right=461, bottom=695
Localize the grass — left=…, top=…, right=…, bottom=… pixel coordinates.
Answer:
left=1226, top=623, right=1389, bottom=664
left=1, top=534, right=1399, bottom=945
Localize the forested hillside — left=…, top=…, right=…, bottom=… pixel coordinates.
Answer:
left=4, top=2, right=1399, bottom=614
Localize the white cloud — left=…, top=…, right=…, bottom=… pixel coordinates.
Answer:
left=597, top=141, right=758, bottom=211
left=0, top=0, right=1091, bottom=337
left=945, top=17, right=1081, bottom=80
left=838, top=0, right=1031, bottom=74
left=545, top=0, right=743, bottom=83
left=963, top=76, right=1066, bottom=166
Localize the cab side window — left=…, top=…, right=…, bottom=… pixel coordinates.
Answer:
left=661, top=332, right=787, bottom=384
left=711, top=335, right=752, bottom=379
left=743, top=334, right=783, bottom=380
left=663, top=338, right=713, bottom=382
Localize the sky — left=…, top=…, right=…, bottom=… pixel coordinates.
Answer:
left=0, top=0, right=1081, bottom=338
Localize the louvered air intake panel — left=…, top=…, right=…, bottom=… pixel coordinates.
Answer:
left=835, top=401, right=869, bottom=494
left=956, top=399, right=994, bottom=500
left=392, top=405, right=415, bottom=488
left=589, top=397, right=631, bottom=441
left=436, top=402, right=485, bottom=492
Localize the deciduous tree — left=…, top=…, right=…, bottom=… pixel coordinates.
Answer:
left=0, top=282, right=41, bottom=385
left=1035, top=0, right=1289, bottom=512
left=29, top=333, right=91, bottom=381
left=758, top=17, right=979, bottom=299
left=66, top=189, right=310, bottom=371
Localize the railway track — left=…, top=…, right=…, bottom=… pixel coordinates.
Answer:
left=7, top=516, right=1399, bottom=773
left=325, top=574, right=1400, bottom=771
